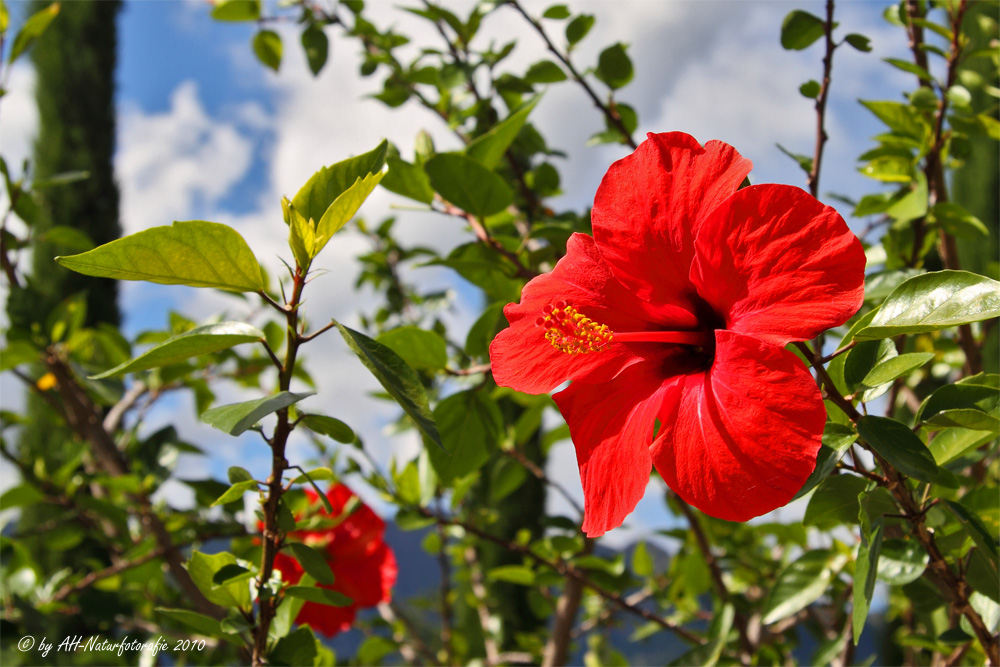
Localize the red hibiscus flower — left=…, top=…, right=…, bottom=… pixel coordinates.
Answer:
left=271, top=483, right=398, bottom=637
left=489, top=132, right=865, bottom=537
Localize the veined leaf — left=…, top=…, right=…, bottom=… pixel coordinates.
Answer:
left=285, top=543, right=335, bottom=585
left=292, top=141, right=388, bottom=229
left=335, top=322, right=441, bottom=448
left=91, top=322, right=263, bottom=379
left=857, top=416, right=941, bottom=484
left=861, top=352, right=934, bottom=388
left=315, top=170, right=385, bottom=254
left=762, top=550, right=848, bottom=624
left=202, top=391, right=315, bottom=436
left=187, top=551, right=251, bottom=610
left=425, top=153, right=513, bottom=218
left=56, top=221, right=264, bottom=292
left=855, top=271, right=1000, bottom=339
left=466, top=96, right=540, bottom=169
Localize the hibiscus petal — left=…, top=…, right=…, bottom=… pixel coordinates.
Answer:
left=651, top=330, right=825, bottom=522
left=691, top=184, right=865, bottom=345
left=592, top=132, right=752, bottom=307
left=331, top=541, right=398, bottom=607
left=554, top=362, right=673, bottom=537
left=491, top=233, right=691, bottom=394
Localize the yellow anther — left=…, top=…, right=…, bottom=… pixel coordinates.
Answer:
left=537, top=302, right=613, bottom=354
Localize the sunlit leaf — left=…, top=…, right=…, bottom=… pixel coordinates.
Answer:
left=202, top=391, right=315, bottom=436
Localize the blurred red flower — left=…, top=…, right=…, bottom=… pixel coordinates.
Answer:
left=272, top=483, right=397, bottom=637
left=490, top=132, right=865, bottom=537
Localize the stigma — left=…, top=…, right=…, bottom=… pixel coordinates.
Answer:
left=536, top=301, right=613, bottom=354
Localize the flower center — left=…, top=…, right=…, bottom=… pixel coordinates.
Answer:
left=536, top=301, right=713, bottom=355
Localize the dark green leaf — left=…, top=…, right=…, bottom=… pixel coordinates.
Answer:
left=253, top=30, right=282, bottom=71
left=270, top=626, right=317, bottom=667
left=335, top=322, right=441, bottom=448
left=211, top=0, right=261, bottom=21
left=301, top=24, right=329, bottom=76
left=844, top=338, right=897, bottom=391
left=762, top=550, right=848, bottom=624
left=565, top=14, right=594, bottom=45
left=228, top=466, right=254, bottom=483
left=301, top=415, right=355, bottom=443
left=425, top=153, right=513, bottom=218
left=466, top=96, right=540, bottom=169
left=877, top=539, right=928, bottom=585
left=794, top=423, right=857, bottom=499
left=946, top=501, right=999, bottom=560
left=376, top=326, right=448, bottom=371
left=918, top=382, right=999, bottom=422
left=776, top=143, right=813, bottom=174
left=543, top=5, right=570, bottom=19
left=853, top=518, right=883, bottom=644
left=857, top=416, right=940, bottom=484
left=856, top=271, right=1000, bottom=339
left=157, top=608, right=223, bottom=638
left=382, top=157, right=434, bottom=204
left=428, top=390, right=502, bottom=482
left=595, top=43, right=633, bottom=90
left=967, top=547, right=1000, bottom=603
left=202, top=391, right=315, bottom=437
left=212, top=563, right=253, bottom=586
left=91, top=322, right=263, bottom=379
left=844, top=33, right=872, bottom=52
left=285, top=586, right=351, bottom=606
left=799, top=80, right=821, bottom=98
left=277, top=499, right=297, bottom=532
left=524, top=60, right=567, bottom=84
left=286, top=543, right=335, bottom=585
left=804, top=474, right=870, bottom=528
left=780, top=10, right=826, bottom=50
left=56, top=221, right=263, bottom=292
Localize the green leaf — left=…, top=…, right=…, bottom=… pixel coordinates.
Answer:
left=0, top=484, right=44, bottom=509
left=335, top=322, right=441, bottom=449
left=883, top=57, right=933, bottom=81
left=300, top=415, right=355, bottom=443
left=187, top=551, right=252, bottom=609
left=202, top=391, right=315, bottom=436
left=55, top=221, right=264, bottom=292
left=524, top=60, right=567, bottom=84
left=270, top=626, right=318, bottom=667
left=286, top=543, right=335, bottom=585
left=861, top=352, right=934, bottom=387
left=794, top=422, right=857, bottom=499
left=301, top=24, right=329, bottom=76
left=776, top=143, right=813, bottom=174
left=853, top=518, right=884, bottom=644
left=9, top=2, right=59, bottom=65
left=37, top=225, right=94, bottom=252
left=844, top=338, right=897, bottom=392
left=877, top=539, right=928, bottom=585
left=595, top=43, right=633, bottom=90
left=425, top=153, right=513, bottom=218
left=284, top=586, right=351, bottom=606
left=376, top=326, right=448, bottom=371
left=928, top=427, right=996, bottom=466
left=488, top=565, right=535, bottom=586
left=466, top=96, right=541, bottom=169
left=211, top=479, right=258, bottom=506
left=381, top=157, right=434, bottom=204
left=157, top=608, right=223, bottom=638
left=277, top=499, right=297, bottom=532
left=924, top=409, right=1000, bottom=433
left=799, top=80, right=821, bottom=98
left=543, top=5, right=570, bottom=19
left=946, top=501, right=999, bottom=561
left=253, top=30, right=282, bottom=71
left=918, top=382, right=999, bottom=422
left=229, top=466, right=254, bottom=483
left=856, top=416, right=940, bottom=484
left=211, top=0, right=260, bottom=21
left=780, top=10, right=826, bottom=50
left=804, top=474, right=870, bottom=528
left=856, top=271, right=1000, bottom=339
left=932, top=202, right=989, bottom=239
left=91, top=322, right=263, bottom=379
left=212, top=563, right=254, bottom=587
left=292, top=141, right=388, bottom=230
left=967, top=547, right=1000, bottom=603
left=844, top=33, right=872, bottom=52
left=762, top=550, right=848, bottom=624
left=859, top=100, right=929, bottom=141
left=315, top=170, right=385, bottom=253
left=565, top=14, right=594, bottom=45
left=632, top=542, right=653, bottom=577
left=428, top=390, right=502, bottom=482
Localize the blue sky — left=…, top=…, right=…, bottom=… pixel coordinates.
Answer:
left=3, top=0, right=917, bottom=545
